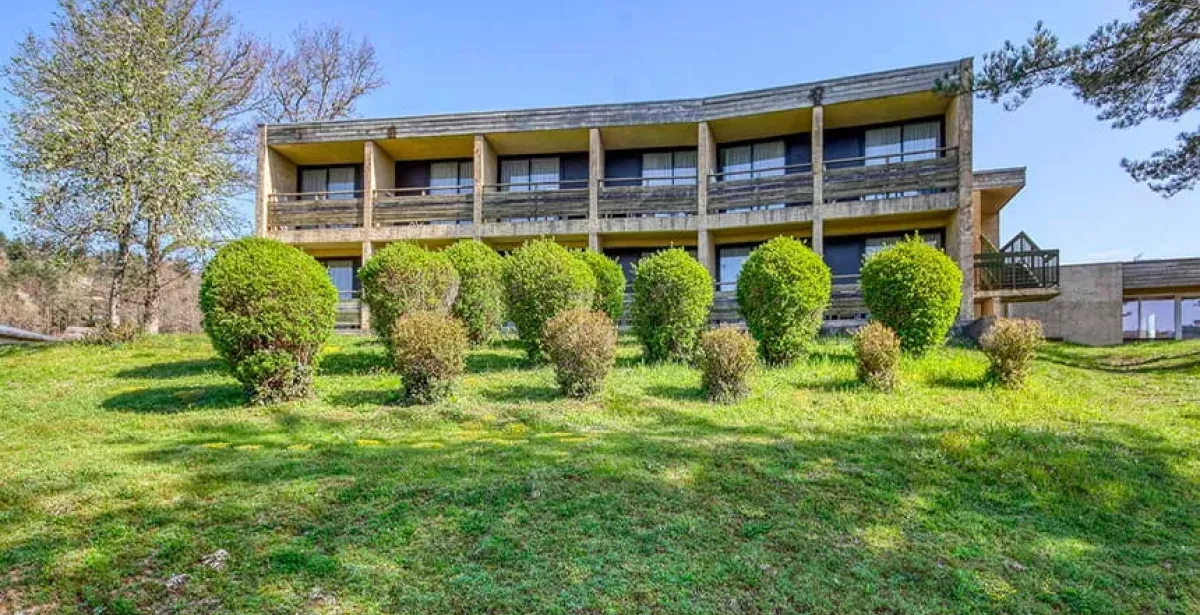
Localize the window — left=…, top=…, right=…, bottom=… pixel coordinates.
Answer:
left=864, top=234, right=941, bottom=258
left=300, top=166, right=359, bottom=200
left=719, top=141, right=786, bottom=212
left=1183, top=297, right=1200, bottom=340
left=717, top=245, right=756, bottom=292
left=322, top=259, right=357, bottom=301
left=429, top=160, right=473, bottom=195
left=642, top=150, right=697, bottom=186
left=1123, top=298, right=1177, bottom=340
left=864, top=121, right=941, bottom=165
left=500, top=157, right=560, bottom=192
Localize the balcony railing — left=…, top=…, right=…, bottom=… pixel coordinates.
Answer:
left=708, top=163, right=814, bottom=214
left=267, top=191, right=364, bottom=230
left=373, top=187, right=472, bottom=226
left=481, top=181, right=589, bottom=223
left=975, top=249, right=1060, bottom=291
left=335, top=290, right=362, bottom=329
left=599, top=176, right=698, bottom=218
left=823, top=147, right=958, bottom=202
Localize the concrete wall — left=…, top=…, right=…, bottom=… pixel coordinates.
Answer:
left=1008, top=263, right=1124, bottom=346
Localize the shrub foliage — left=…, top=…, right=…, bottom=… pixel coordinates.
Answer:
left=543, top=309, right=617, bottom=399
left=860, top=236, right=962, bottom=355
left=200, top=238, right=337, bottom=404
left=697, top=327, right=757, bottom=403
left=853, top=321, right=902, bottom=391
left=632, top=248, right=714, bottom=362
left=389, top=311, right=468, bottom=404
left=736, top=237, right=831, bottom=364
left=576, top=249, right=626, bottom=322
left=444, top=240, right=505, bottom=345
left=980, top=318, right=1044, bottom=388
left=359, top=242, right=459, bottom=345
left=502, top=239, right=596, bottom=360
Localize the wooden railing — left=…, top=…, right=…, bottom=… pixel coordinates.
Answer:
left=334, top=290, right=361, bottom=329
left=708, top=285, right=867, bottom=325
left=823, top=147, right=958, bottom=202
left=975, top=249, right=1060, bottom=291
left=599, top=176, right=697, bottom=218
left=373, top=187, right=472, bottom=226
left=481, top=181, right=589, bottom=222
left=267, top=191, right=364, bottom=229
left=708, top=163, right=814, bottom=213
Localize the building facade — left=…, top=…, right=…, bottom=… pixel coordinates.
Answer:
left=255, top=59, right=1060, bottom=330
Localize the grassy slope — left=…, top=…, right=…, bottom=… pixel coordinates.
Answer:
left=0, top=335, right=1198, bottom=614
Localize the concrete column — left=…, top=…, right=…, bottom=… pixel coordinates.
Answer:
left=697, top=121, right=717, bottom=277
left=362, top=142, right=376, bottom=238
left=588, top=128, right=604, bottom=250
left=359, top=240, right=373, bottom=330
left=1175, top=296, right=1184, bottom=340
left=810, top=106, right=825, bottom=256
left=255, top=125, right=269, bottom=237
left=950, top=60, right=975, bottom=320
left=473, top=135, right=497, bottom=238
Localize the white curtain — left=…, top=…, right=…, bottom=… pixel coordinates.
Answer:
left=903, top=122, right=939, bottom=161
left=301, top=169, right=327, bottom=198
left=642, top=152, right=673, bottom=186
left=672, top=150, right=697, bottom=185
left=721, top=145, right=752, bottom=181
left=429, top=161, right=459, bottom=195
left=530, top=157, right=560, bottom=191
left=327, top=167, right=356, bottom=200
left=325, top=260, right=355, bottom=299
left=751, top=141, right=785, bottom=177
left=458, top=161, right=474, bottom=193
left=865, top=126, right=903, bottom=165
left=500, top=159, right=530, bottom=192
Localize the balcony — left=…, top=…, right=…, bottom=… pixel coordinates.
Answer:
left=267, top=191, right=364, bottom=230
left=481, top=181, right=589, bottom=223
left=823, top=147, right=958, bottom=202
left=335, top=290, right=362, bottom=329
left=373, top=187, right=472, bottom=226
left=708, top=163, right=814, bottom=214
left=974, top=232, right=1060, bottom=301
left=598, top=176, right=698, bottom=218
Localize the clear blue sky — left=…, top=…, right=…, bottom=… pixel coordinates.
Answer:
left=2, top=0, right=1196, bottom=263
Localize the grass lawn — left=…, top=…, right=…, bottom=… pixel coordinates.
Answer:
left=1, top=334, right=1198, bottom=614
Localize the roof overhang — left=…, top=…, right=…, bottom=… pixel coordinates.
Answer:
left=974, top=167, right=1026, bottom=214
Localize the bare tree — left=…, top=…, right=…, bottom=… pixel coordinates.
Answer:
left=259, top=23, right=386, bottom=123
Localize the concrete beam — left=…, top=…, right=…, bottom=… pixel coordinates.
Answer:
left=473, top=135, right=496, bottom=238
left=810, top=106, right=825, bottom=256
left=697, top=121, right=717, bottom=276
left=949, top=60, right=975, bottom=319
left=588, top=128, right=603, bottom=250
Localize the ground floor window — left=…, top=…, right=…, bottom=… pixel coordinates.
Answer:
left=1124, top=296, right=1200, bottom=341
left=604, top=247, right=698, bottom=288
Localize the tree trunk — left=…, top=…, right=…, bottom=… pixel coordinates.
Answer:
left=140, top=232, right=163, bottom=335
left=107, top=227, right=132, bottom=327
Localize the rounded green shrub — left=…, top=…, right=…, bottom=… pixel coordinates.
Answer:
left=199, top=238, right=337, bottom=404
left=502, top=239, right=596, bottom=360
left=736, top=237, right=831, bottom=365
left=359, top=242, right=459, bottom=345
left=632, top=248, right=714, bottom=362
left=444, top=240, right=505, bottom=345
left=697, top=326, right=757, bottom=403
left=543, top=309, right=617, bottom=399
left=853, top=321, right=901, bottom=391
left=389, top=310, right=468, bottom=404
left=860, top=235, right=962, bottom=355
left=575, top=249, right=626, bottom=322
left=980, top=317, right=1043, bottom=389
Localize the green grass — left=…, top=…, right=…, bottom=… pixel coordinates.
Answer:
left=1, top=335, right=1198, bottom=614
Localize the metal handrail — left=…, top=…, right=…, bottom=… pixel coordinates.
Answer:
left=484, top=180, right=588, bottom=191
left=600, top=175, right=699, bottom=186
left=710, top=162, right=812, bottom=181
left=374, top=186, right=472, bottom=198
left=823, top=146, right=957, bottom=169
left=269, top=190, right=363, bottom=202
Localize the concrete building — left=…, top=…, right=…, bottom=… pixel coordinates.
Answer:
left=256, top=59, right=1062, bottom=330
left=1009, top=258, right=1200, bottom=345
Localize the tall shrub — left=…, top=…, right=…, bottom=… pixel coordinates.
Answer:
left=980, top=318, right=1043, bottom=388
left=200, top=238, right=337, bottom=404
left=543, top=309, right=618, bottom=399
left=358, top=242, right=459, bottom=345
left=697, top=327, right=757, bottom=403
left=444, top=240, right=505, bottom=345
left=736, top=237, right=831, bottom=365
left=390, top=311, right=468, bottom=404
left=632, top=248, right=714, bottom=362
left=852, top=321, right=901, bottom=391
left=860, top=235, right=962, bottom=355
left=575, top=249, right=626, bottom=322
left=502, top=239, right=596, bottom=360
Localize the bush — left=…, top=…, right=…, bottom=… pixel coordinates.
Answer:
left=389, top=311, right=468, bottom=404
left=736, top=237, right=831, bottom=365
left=980, top=318, right=1043, bottom=388
left=543, top=309, right=617, bottom=399
left=853, top=321, right=901, bottom=391
left=860, top=235, right=962, bottom=355
left=502, top=239, right=596, bottom=360
left=575, top=249, right=626, bottom=322
left=632, top=248, right=714, bottom=362
left=697, top=327, right=757, bottom=403
left=199, top=238, right=337, bottom=404
left=81, top=321, right=141, bottom=346
left=444, top=240, right=505, bottom=345
left=359, top=242, right=459, bottom=346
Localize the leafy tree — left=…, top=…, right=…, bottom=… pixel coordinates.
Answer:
left=960, top=1, right=1200, bottom=196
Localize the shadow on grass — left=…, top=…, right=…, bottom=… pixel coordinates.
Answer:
left=325, top=388, right=398, bottom=408
left=1040, top=344, right=1200, bottom=374
left=643, top=384, right=706, bottom=402
left=925, top=373, right=989, bottom=390
left=320, top=347, right=388, bottom=376
left=102, top=384, right=244, bottom=413
left=480, top=383, right=560, bottom=403
left=803, top=376, right=863, bottom=392
left=115, top=358, right=225, bottom=380
left=465, top=350, right=526, bottom=373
